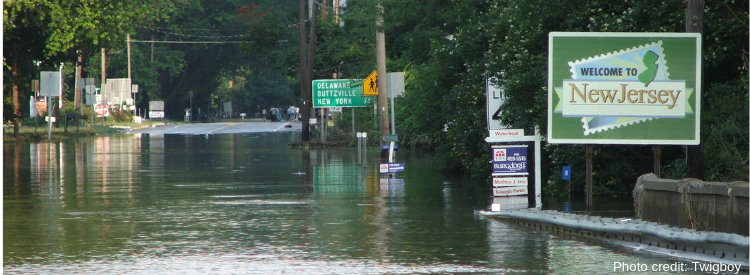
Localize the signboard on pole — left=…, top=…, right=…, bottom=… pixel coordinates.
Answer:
left=313, top=79, right=374, bottom=108
left=492, top=145, right=528, bottom=176
left=106, top=78, right=131, bottom=105
left=387, top=72, right=405, bottom=97
left=362, top=70, right=378, bottom=96
left=95, top=104, right=110, bottom=117
left=40, top=71, right=61, bottom=97
left=486, top=77, right=508, bottom=131
left=562, top=166, right=572, bottom=180
left=492, top=177, right=528, bottom=187
left=493, top=186, right=528, bottom=197
left=548, top=32, right=701, bottom=145
left=379, top=163, right=405, bottom=173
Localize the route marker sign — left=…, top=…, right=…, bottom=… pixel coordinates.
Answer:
left=362, top=70, right=378, bottom=96
left=313, top=79, right=373, bottom=108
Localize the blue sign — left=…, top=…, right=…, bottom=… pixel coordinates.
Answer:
left=562, top=166, right=571, bottom=180
left=492, top=146, right=528, bottom=176
left=380, top=163, right=405, bottom=173
left=381, top=144, right=399, bottom=151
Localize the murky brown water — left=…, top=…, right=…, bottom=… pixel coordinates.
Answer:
left=3, top=132, right=709, bottom=274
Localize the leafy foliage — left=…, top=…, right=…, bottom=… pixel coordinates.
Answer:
left=4, top=0, right=747, bottom=200
left=375, top=0, right=748, bottom=198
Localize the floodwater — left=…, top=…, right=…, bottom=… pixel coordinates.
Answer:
left=2, top=132, right=717, bottom=274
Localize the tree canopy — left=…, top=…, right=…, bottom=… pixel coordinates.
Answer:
left=4, top=0, right=747, bottom=198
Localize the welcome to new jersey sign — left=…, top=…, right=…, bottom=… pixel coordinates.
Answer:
left=548, top=32, right=701, bottom=145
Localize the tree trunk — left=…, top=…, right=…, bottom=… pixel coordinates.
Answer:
left=12, top=56, right=20, bottom=137
left=76, top=50, right=83, bottom=110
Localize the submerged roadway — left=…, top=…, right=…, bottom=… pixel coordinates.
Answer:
left=130, top=120, right=302, bottom=135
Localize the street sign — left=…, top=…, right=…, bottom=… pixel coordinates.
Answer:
left=40, top=71, right=61, bottom=97
left=313, top=79, right=373, bottom=108
left=95, top=104, right=109, bottom=117
left=487, top=77, right=509, bottom=131
left=382, top=134, right=398, bottom=142
left=362, top=70, right=378, bottom=96
left=562, top=166, right=571, bottom=180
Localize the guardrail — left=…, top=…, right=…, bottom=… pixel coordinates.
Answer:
left=479, top=209, right=748, bottom=269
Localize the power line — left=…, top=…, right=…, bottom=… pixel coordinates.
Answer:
left=130, top=40, right=289, bottom=44
left=130, top=40, right=246, bottom=44
left=137, top=26, right=246, bottom=32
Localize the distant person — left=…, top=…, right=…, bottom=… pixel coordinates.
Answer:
left=287, top=106, right=296, bottom=121
left=262, top=109, right=268, bottom=121
left=295, top=106, right=300, bottom=121
left=270, top=107, right=278, bottom=122
left=276, top=106, right=282, bottom=121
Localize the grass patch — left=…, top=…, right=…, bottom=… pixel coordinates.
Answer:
left=2, top=120, right=172, bottom=143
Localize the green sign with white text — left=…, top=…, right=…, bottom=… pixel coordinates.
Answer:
left=313, top=79, right=373, bottom=108
left=548, top=32, right=701, bottom=145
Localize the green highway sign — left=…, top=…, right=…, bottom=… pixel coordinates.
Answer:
left=313, top=79, right=373, bottom=108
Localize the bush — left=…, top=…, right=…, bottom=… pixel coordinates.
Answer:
left=110, top=108, right=133, bottom=122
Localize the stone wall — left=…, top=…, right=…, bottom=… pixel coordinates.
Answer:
left=633, top=173, right=749, bottom=236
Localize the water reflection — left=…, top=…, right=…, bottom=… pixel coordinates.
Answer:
left=3, top=133, right=706, bottom=274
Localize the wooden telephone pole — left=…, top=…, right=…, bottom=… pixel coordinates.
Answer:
left=376, top=1, right=389, bottom=142
left=686, top=0, right=704, bottom=179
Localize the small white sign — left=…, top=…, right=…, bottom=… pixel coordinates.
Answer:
left=149, top=111, right=165, bottom=119
left=488, top=128, right=525, bottom=138
left=329, top=107, right=342, bottom=113
left=379, top=164, right=389, bottom=173
left=493, top=186, right=528, bottom=197
left=491, top=196, right=528, bottom=211
left=492, top=177, right=529, bottom=187
left=493, top=196, right=528, bottom=205
left=45, top=116, right=57, bottom=122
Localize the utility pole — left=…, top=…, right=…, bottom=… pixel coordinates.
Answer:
left=686, top=0, right=704, bottom=179
left=127, top=34, right=132, bottom=80
left=75, top=51, right=83, bottom=111
left=128, top=34, right=135, bottom=117
left=376, top=1, right=389, bottom=142
left=101, top=48, right=106, bottom=125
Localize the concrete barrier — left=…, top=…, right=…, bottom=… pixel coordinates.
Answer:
left=633, top=174, right=749, bottom=236
left=480, top=209, right=749, bottom=268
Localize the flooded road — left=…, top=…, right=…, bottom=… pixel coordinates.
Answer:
left=3, top=132, right=708, bottom=274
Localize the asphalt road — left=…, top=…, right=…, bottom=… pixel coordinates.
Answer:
left=131, top=121, right=302, bottom=135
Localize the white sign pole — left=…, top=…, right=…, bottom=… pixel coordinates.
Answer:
left=47, top=95, right=52, bottom=142
left=534, top=127, right=542, bottom=209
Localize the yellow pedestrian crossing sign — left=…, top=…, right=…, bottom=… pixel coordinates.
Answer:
left=362, top=70, right=378, bottom=96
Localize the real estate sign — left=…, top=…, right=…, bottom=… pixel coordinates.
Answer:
left=548, top=32, right=701, bottom=145
left=491, top=145, right=528, bottom=176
